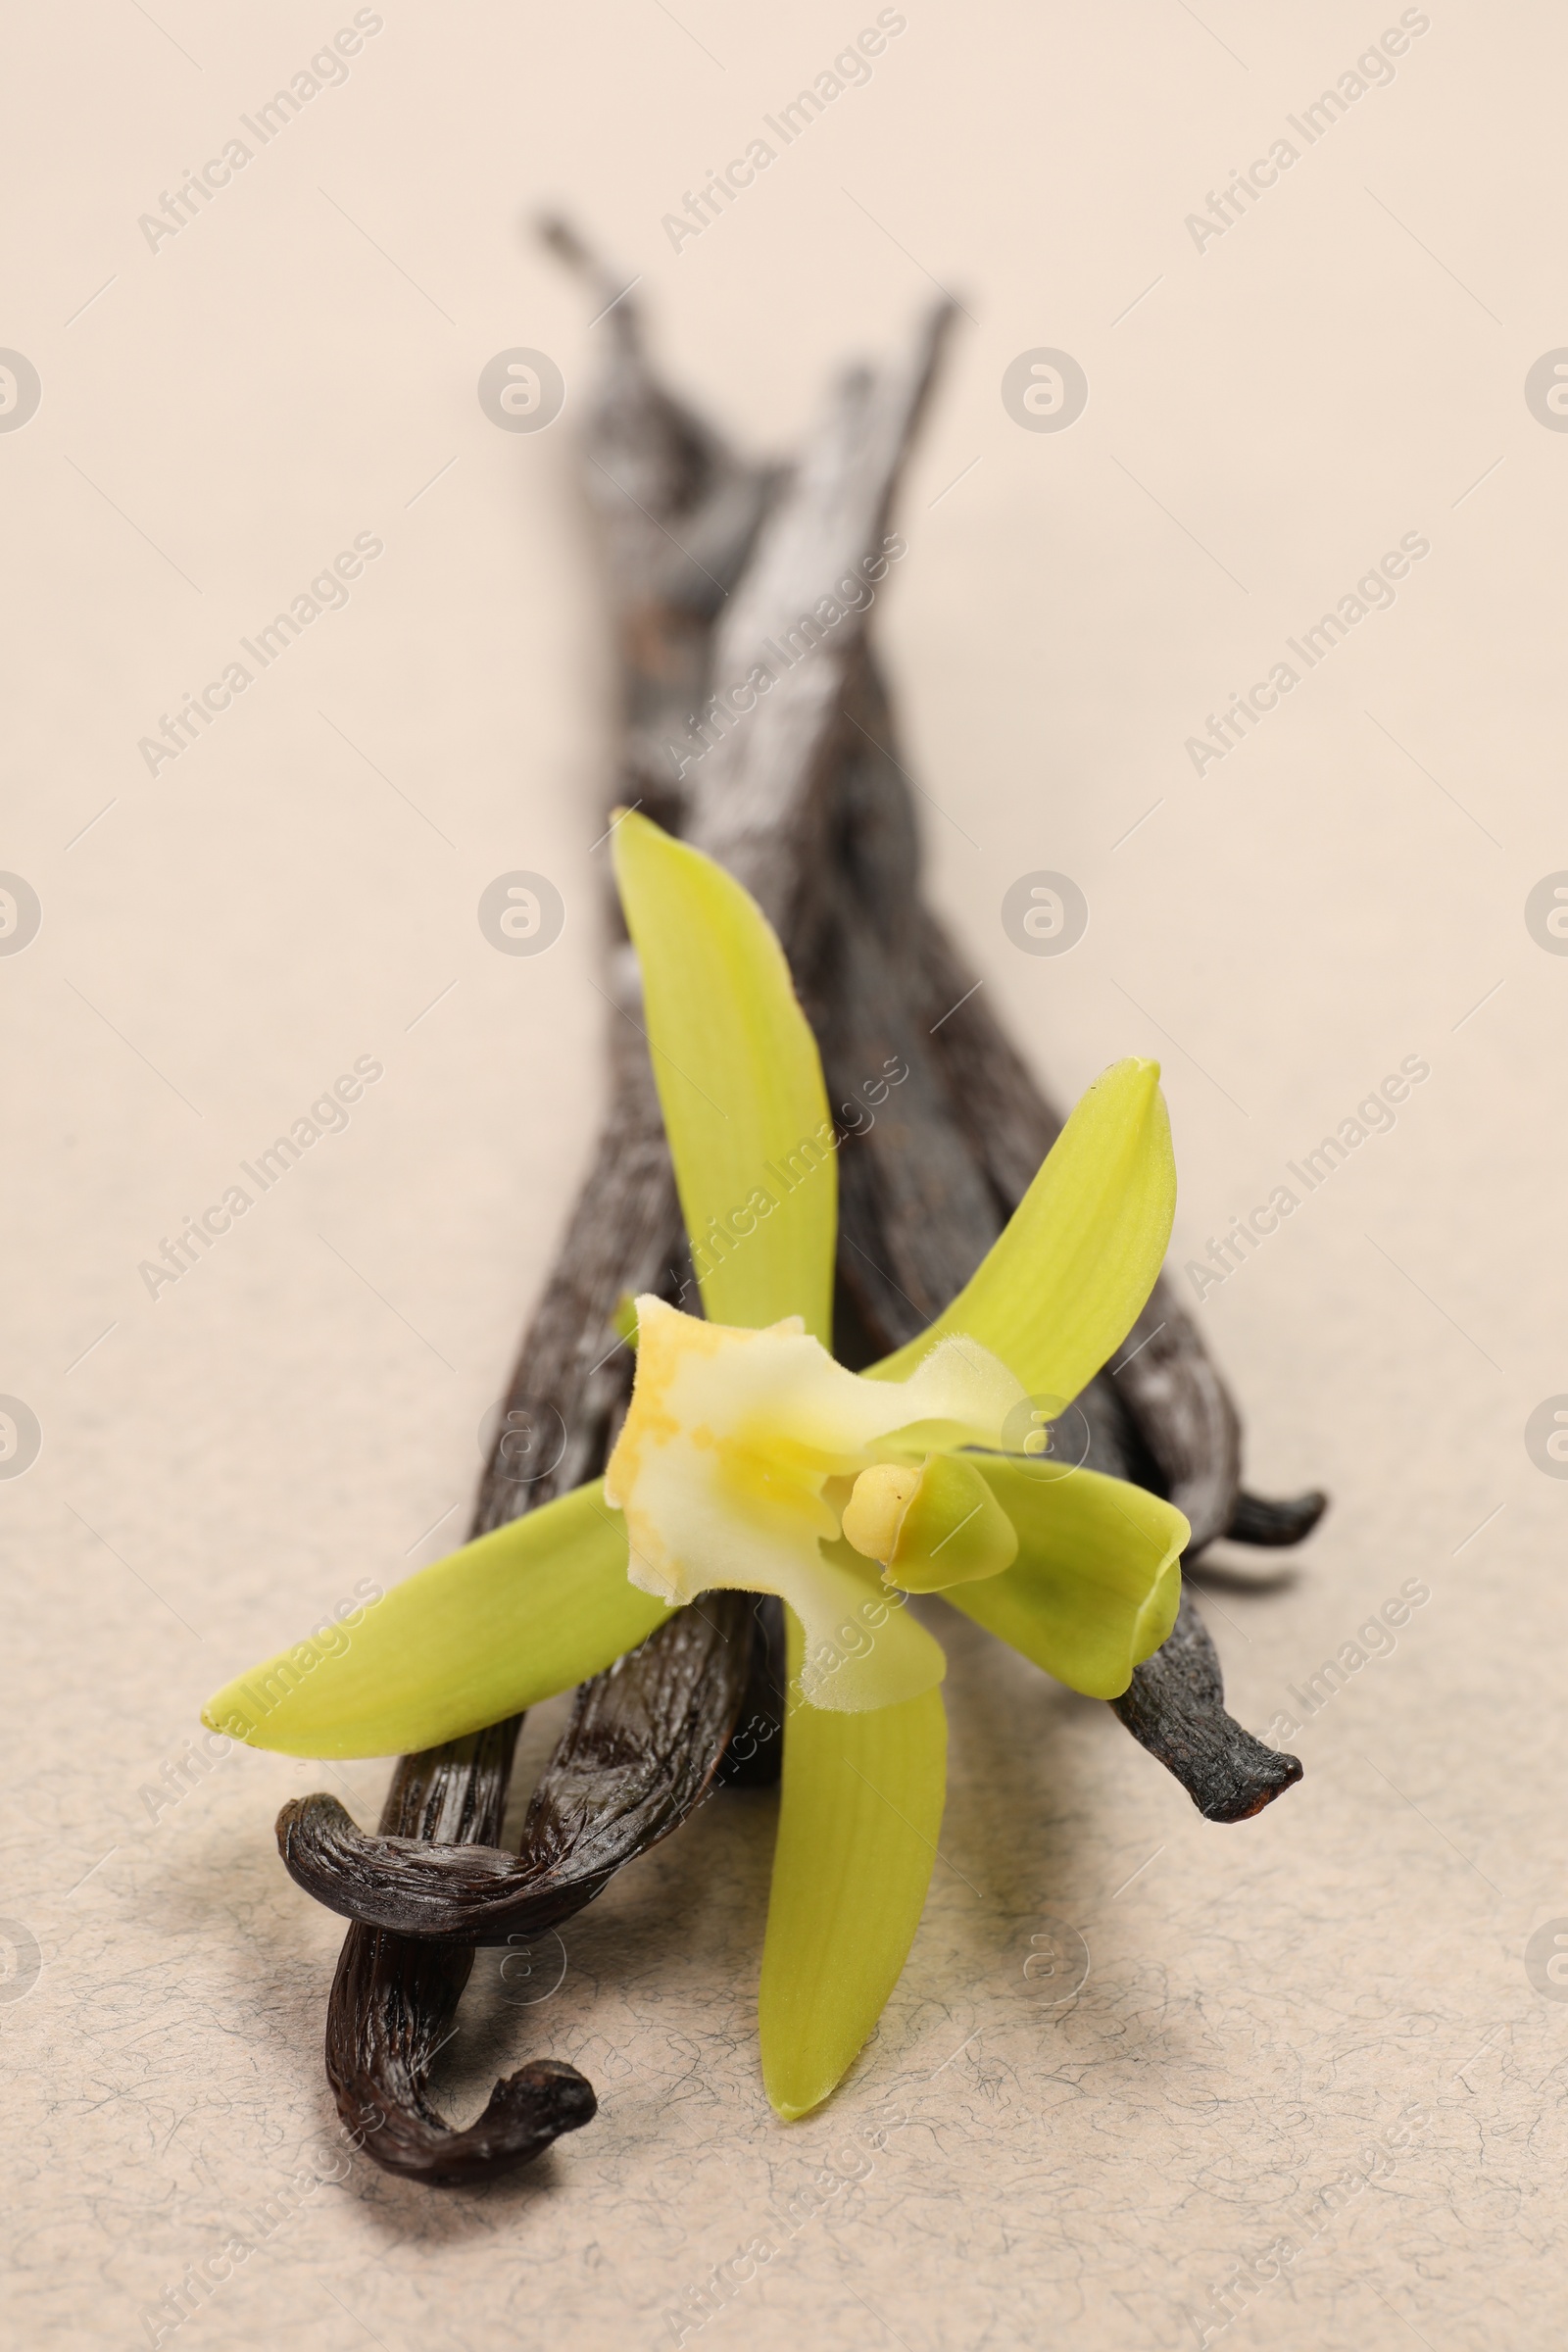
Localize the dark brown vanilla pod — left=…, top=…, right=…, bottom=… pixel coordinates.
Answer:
left=281, top=1594, right=757, bottom=1941
left=797, top=646, right=1315, bottom=1815
left=327, top=1938, right=594, bottom=2190
left=1111, top=1587, right=1303, bottom=1821
left=907, top=908, right=1248, bottom=1554
left=537, top=212, right=783, bottom=838
left=292, top=235, right=1326, bottom=2185
left=792, top=643, right=1250, bottom=1558
left=716, top=1597, right=786, bottom=1788
left=307, top=244, right=786, bottom=2181
left=1226, top=1487, right=1330, bottom=1546
left=323, top=1720, right=598, bottom=2187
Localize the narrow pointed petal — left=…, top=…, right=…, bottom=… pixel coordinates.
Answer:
left=760, top=1615, right=947, bottom=2119
left=868, top=1059, right=1175, bottom=1407
left=201, top=1482, right=670, bottom=1759
left=944, top=1459, right=1187, bottom=1700
left=612, top=809, right=836, bottom=1343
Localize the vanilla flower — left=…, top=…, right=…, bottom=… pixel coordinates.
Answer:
left=206, top=812, right=1188, bottom=2117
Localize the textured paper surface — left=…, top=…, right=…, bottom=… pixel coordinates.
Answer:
left=4, top=4, right=1565, bottom=2346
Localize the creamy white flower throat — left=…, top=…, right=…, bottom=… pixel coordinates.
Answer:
left=604, top=1297, right=1027, bottom=1710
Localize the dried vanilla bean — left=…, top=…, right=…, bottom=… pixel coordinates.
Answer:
left=782, top=648, right=1313, bottom=1819
left=295, top=243, right=1324, bottom=2182
left=714, top=1596, right=787, bottom=1788
left=1225, top=1487, right=1329, bottom=1546
left=282, top=1594, right=756, bottom=1941
left=322, top=1721, right=597, bottom=2187
left=1109, top=1587, right=1304, bottom=1822
left=311, top=261, right=779, bottom=2183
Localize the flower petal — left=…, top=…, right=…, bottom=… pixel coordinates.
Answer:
left=606, top=1300, right=1023, bottom=1593
left=760, top=1615, right=947, bottom=2119
left=201, top=1482, right=670, bottom=1758
left=943, top=1459, right=1187, bottom=1699
left=612, top=810, right=837, bottom=1342
left=867, top=1058, right=1175, bottom=1407
left=788, top=1542, right=948, bottom=1710
left=605, top=1297, right=971, bottom=1708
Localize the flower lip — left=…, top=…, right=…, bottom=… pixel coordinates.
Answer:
left=602, top=1296, right=1025, bottom=1709
left=606, top=1296, right=1028, bottom=1572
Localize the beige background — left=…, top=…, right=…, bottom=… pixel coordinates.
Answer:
left=5, top=1, right=1567, bottom=2345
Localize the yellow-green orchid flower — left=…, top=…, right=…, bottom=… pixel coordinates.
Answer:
left=204, top=810, right=1188, bottom=2119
